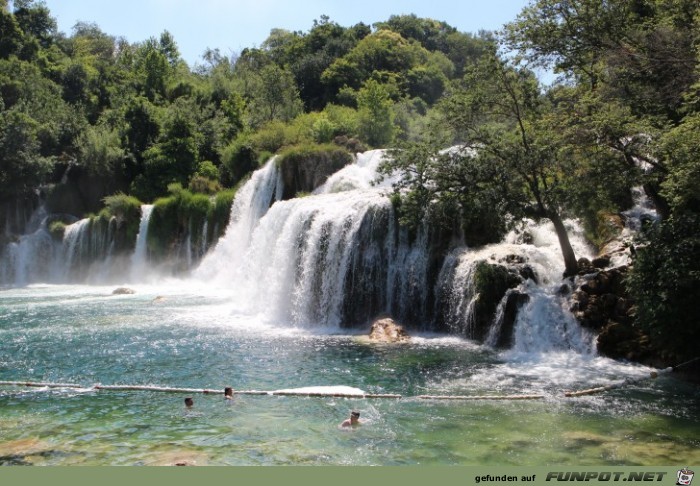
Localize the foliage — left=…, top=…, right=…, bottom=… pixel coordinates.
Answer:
left=101, top=193, right=142, bottom=220
left=626, top=213, right=700, bottom=362
left=147, top=184, right=234, bottom=259
left=357, top=79, right=395, bottom=147
left=98, top=192, right=143, bottom=245
left=246, top=64, right=303, bottom=128
left=76, top=123, right=124, bottom=176
left=48, top=220, right=66, bottom=240
left=276, top=143, right=352, bottom=168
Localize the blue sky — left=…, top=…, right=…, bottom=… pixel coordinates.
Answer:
left=40, top=0, right=531, bottom=67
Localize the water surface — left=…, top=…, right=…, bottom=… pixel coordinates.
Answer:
left=1, top=284, right=698, bottom=465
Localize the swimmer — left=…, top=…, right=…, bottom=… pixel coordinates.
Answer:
left=340, top=410, right=361, bottom=428
left=184, top=397, right=194, bottom=408
left=224, top=387, right=234, bottom=400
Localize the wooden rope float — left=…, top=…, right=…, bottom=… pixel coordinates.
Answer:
left=0, top=380, right=83, bottom=389
left=94, top=385, right=222, bottom=394
left=564, top=367, right=674, bottom=398
left=417, top=394, right=545, bottom=401
left=0, top=382, right=400, bottom=399
left=271, top=391, right=401, bottom=399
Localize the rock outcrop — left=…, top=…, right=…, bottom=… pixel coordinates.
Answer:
left=278, top=147, right=353, bottom=200
left=569, top=257, right=663, bottom=365
left=368, top=317, right=410, bottom=343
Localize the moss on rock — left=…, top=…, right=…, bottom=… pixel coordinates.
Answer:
left=276, top=144, right=353, bottom=200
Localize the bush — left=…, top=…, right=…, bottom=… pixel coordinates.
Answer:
left=188, top=175, right=221, bottom=195
left=311, top=115, right=336, bottom=143
left=626, top=213, right=700, bottom=362
left=221, top=134, right=260, bottom=186
left=209, top=188, right=237, bottom=237
left=195, top=160, right=220, bottom=181
left=48, top=220, right=66, bottom=240
left=101, top=193, right=142, bottom=222
left=99, top=193, right=143, bottom=248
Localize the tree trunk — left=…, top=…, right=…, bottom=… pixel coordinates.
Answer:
left=549, top=210, right=579, bottom=278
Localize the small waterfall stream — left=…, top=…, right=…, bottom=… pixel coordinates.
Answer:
left=130, top=204, right=154, bottom=279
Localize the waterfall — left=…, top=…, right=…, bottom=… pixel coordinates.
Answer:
left=63, top=218, right=91, bottom=279
left=1, top=227, right=59, bottom=286
left=130, top=204, right=154, bottom=279
left=434, top=250, right=480, bottom=337
left=434, top=219, right=595, bottom=350
left=194, top=150, right=432, bottom=327
left=508, top=282, right=596, bottom=355
left=195, top=157, right=283, bottom=282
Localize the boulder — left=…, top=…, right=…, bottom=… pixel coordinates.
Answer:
left=369, top=317, right=410, bottom=343
left=112, top=287, right=136, bottom=295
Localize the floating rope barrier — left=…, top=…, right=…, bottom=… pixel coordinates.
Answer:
left=417, top=394, right=545, bottom=400
left=0, top=380, right=83, bottom=389
left=0, top=382, right=400, bottom=399
left=2, top=357, right=695, bottom=400
left=94, top=385, right=222, bottom=394
left=563, top=367, right=674, bottom=397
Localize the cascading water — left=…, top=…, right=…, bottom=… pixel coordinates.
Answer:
left=195, top=150, right=432, bottom=327
left=434, top=218, right=595, bottom=351
left=195, top=158, right=283, bottom=282
left=130, top=204, right=154, bottom=279
left=62, top=218, right=91, bottom=279
left=0, top=225, right=59, bottom=286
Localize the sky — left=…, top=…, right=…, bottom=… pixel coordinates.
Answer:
left=39, top=0, right=532, bottom=67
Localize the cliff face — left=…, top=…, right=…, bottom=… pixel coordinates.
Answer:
left=569, top=254, right=689, bottom=373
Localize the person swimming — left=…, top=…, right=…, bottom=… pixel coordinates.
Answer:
left=340, top=410, right=361, bottom=427
left=224, top=387, right=234, bottom=400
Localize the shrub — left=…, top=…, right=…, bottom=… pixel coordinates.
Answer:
left=626, top=213, right=700, bottom=362
left=48, top=220, right=66, bottom=240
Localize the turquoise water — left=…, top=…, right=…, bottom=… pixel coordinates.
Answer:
left=1, top=284, right=698, bottom=466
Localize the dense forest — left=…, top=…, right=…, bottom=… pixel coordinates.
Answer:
left=1, top=0, right=699, bottom=364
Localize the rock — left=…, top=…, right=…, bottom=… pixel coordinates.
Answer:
left=501, top=254, right=526, bottom=265
left=577, top=257, right=595, bottom=275
left=493, top=291, right=529, bottom=348
left=278, top=148, right=353, bottom=200
left=112, top=287, right=135, bottom=295
left=569, top=290, right=589, bottom=312
left=591, top=255, right=611, bottom=269
left=557, top=283, right=571, bottom=296
left=369, top=317, right=410, bottom=343
left=597, top=322, right=657, bottom=364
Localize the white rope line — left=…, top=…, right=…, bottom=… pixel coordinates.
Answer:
left=0, top=366, right=678, bottom=400
left=417, top=394, right=545, bottom=400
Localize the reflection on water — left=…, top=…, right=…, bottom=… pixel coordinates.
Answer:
left=1, top=285, right=698, bottom=465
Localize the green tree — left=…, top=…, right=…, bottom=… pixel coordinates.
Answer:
left=357, top=79, right=395, bottom=147
left=76, top=123, right=124, bottom=176
left=0, top=8, right=23, bottom=58
left=0, top=109, right=52, bottom=198
left=247, top=64, right=303, bottom=127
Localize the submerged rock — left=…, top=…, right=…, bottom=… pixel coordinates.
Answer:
left=368, top=317, right=410, bottom=343
left=112, top=287, right=136, bottom=295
